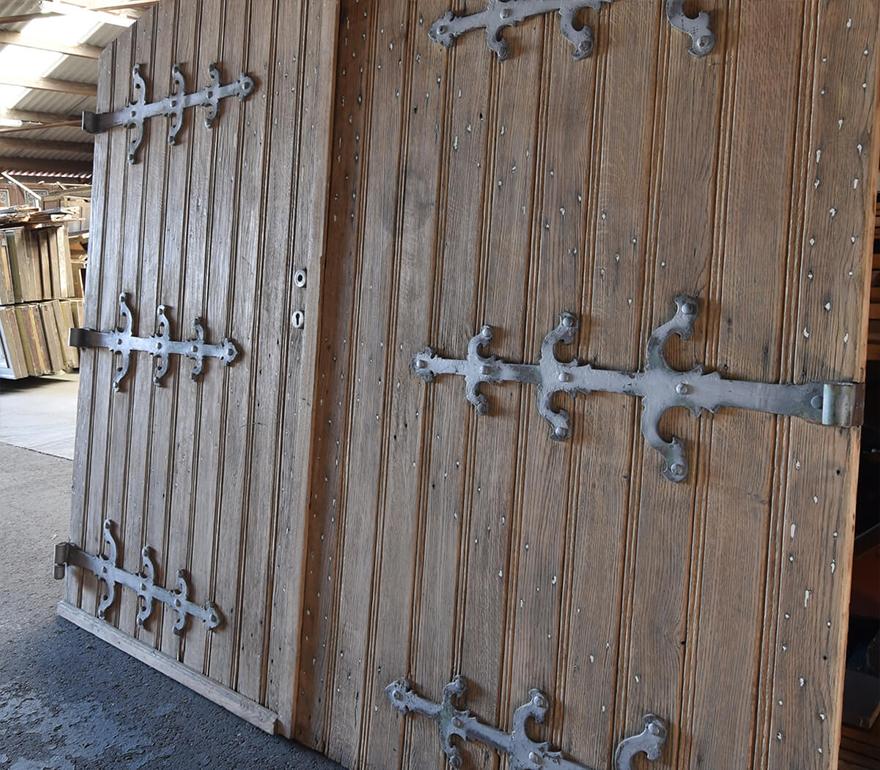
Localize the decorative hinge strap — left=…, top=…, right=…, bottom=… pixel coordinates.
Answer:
left=82, top=63, right=255, bottom=164
left=428, top=0, right=715, bottom=60
left=413, top=295, right=864, bottom=483
left=69, top=292, right=239, bottom=392
left=385, top=676, right=666, bottom=770
left=54, top=519, right=222, bottom=635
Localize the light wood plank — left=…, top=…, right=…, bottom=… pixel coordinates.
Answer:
left=66, top=41, right=113, bottom=609
left=263, top=0, right=340, bottom=738
left=107, top=8, right=156, bottom=639
left=206, top=0, right=268, bottom=690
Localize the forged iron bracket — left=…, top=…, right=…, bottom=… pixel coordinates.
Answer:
left=54, top=519, right=222, bottom=635
left=385, top=676, right=666, bottom=770
left=429, top=0, right=611, bottom=61
left=665, top=0, right=715, bottom=57
left=82, top=63, right=255, bottom=164
left=69, top=292, right=238, bottom=392
left=413, top=295, right=864, bottom=483
left=428, top=0, right=716, bottom=60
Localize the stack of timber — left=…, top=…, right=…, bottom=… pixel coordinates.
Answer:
left=41, top=195, right=91, bottom=236
left=870, top=190, right=880, bottom=361
left=0, top=211, right=84, bottom=380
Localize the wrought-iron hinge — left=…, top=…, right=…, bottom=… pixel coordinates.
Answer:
left=69, top=292, right=239, bottom=392
left=54, top=519, right=222, bottom=634
left=413, top=295, right=864, bottom=483
left=385, top=676, right=666, bottom=770
left=428, top=0, right=715, bottom=61
left=82, top=63, right=255, bottom=164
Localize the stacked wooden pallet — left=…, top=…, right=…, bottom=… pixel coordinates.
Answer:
left=870, top=191, right=880, bottom=361
left=0, top=208, right=85, bottom=380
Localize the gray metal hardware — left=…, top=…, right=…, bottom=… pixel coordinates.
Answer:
left=665, top=0, right=715, bottom=57
left=428, top=0, right=716, bottom=60
left=82, top=63, right=255, bottom=164
left=385, top=676, right=666, bottom=770
left=292, top=310, right=305, bottom=329
left=413, top=295, right=864, bottom=483
left=294, top=269, right=307, bottom=289
left=69, top=292, right=238, bottom=392
left=54, top=519, right=222, bottom=635
left=429, top=0, right=610, bottom=61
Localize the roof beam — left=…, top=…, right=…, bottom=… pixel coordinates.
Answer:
left=0, top=120, right=81, bottom=135
left=0, top=30, right=102, bottom=60
left=0, top=137, right=94, bottom=156
left=0, top=73, right=96, bottom=97
left=0, top=1, right=155, bottom=25
left=55, top=0, right=157, bottom=11
left=0, top=108, right=81, bottom=125
left=0, top=157, right=92, bottom=177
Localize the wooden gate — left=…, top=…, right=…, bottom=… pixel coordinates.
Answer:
left=62, top=1, right=880, bottom=769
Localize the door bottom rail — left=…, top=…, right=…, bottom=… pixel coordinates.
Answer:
left=385, top=676, right=666, bottom=770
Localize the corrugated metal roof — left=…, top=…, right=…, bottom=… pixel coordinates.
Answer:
left=0, top=0, right=149, bottom=178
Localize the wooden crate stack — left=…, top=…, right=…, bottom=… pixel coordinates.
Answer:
left=0, top=207, right=85, bottom=380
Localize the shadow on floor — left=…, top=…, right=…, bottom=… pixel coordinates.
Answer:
left=0, top=442, right=341, bottom=770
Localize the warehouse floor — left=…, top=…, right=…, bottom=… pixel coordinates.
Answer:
left=0, top=373, right=79, bottom=459
left=0, top=441, right=340, bottom=769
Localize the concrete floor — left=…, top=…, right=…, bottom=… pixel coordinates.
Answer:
left=0, top=374, right=79, bottom=460
left=0, top=442, right=341, bottom=770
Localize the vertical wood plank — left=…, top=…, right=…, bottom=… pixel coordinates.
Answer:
left=185, top=0, right=247, bottom=677
left=67, top=39, right=114, bottom=608
left=363, top=1, right=449, bottom=766
left=294, top=0, right=372, bottom=749
left=171, top=0, right=222, bottom=665
left=324, top=1, right=410, bottom=764
left=562, top=2, right=663, bottom=766
left=236, top=0, right=304, bottom=703
left=427, top=26, right=498, bottom=770
left=767, top=2, right=880, bottom=767
left=268, top=0, right=340, bottom=739
left=124, top=0, right=178, bottom=651
left=154, top=0, right=204, bottom=658
left=81, top=27, right=135, bottom=618
left=207, top=0, right=272, bottom=689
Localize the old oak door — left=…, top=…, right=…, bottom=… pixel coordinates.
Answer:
left=61, top=0, right=339, bottom=740
left=297, top=1, right=880, bottom=770
left=59, top=1, right=880, bottom=769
